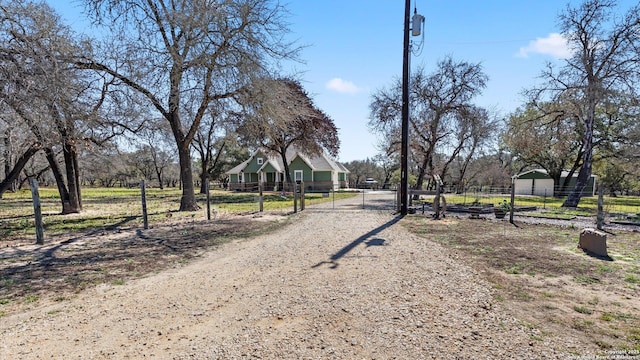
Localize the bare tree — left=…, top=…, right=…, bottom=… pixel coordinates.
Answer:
left=373, top=142, right=400, bottom=189
left=238, top=78, right=340, bottom=185
left=369, top=57, right=488, bottom=191
left=528, top=0, right=640, bottom=207
left=0, top=1, right=86, bottom=211
left=77, top=0, right=299, bottom=211
left=448, top=105, right=498, bottom=193
left=504, top=102, right=584, bottom=196
left=130, top=118, right=176, bottom=189
left=193, top=101, right=236, bottom=193
left=0, top=104, right=41, bottom=196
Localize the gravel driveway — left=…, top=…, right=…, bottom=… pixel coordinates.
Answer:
left=1, top=192, right=571, bottom=359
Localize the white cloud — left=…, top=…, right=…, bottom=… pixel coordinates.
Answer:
left=326, top=78, right=361, bottom=94
left=517, top=33, right=572, bottom=59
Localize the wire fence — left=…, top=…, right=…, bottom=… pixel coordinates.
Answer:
left=411, top=186, right=640, bottom=226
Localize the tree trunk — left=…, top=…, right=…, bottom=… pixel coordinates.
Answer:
left=156, top=169, right=164, bottom=190
left=44, top=148, right=74, bottom=214
left=177, top=143, right=199, bottom=211
left=279, top=149, right=293, bottom=191
left=563, top=155, right=592, bottom=207
left=199, top=171, right=209, bottom=194
left=563, top=106, right=595, bottom=207
left=200, top=141, right=225, bottom=194
left=198, top=143, right=210, bottom=194
left=62, top=141, right=82, bottom=213
left=0, top=144, right=40, bottom=198
left=414, top=155, right=429, bottom=192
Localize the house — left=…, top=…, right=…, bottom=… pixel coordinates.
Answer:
left=226, top=148, right=350, bottom=192
left=513, top=169, right=596, bottom=197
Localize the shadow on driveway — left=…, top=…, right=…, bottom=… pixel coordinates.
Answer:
left=311, top=215, right=403, bottom=269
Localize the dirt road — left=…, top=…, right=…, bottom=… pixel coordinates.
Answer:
left=1, top=192, right=570, bottom=359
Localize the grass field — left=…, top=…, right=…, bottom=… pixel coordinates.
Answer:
left=0, top=187, right=358, bottom=240
left=404, top=216, right=640, bottom=352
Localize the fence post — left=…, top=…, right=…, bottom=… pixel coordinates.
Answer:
left=293, top=182, right=298, bottom=213
left=509, top=177, right=516, bottom=224
left=29, top=178, right=44, bottom=245
left=141, top=180, right=148, bottom=230
left=300, top=181, right=305, bottom=211
left=597, top=186, right=604, bottom=230
left=206, top=180, right=211, bottom=220
left=434, top=185, right=442, bottom=220
left=259, top=181, right=264, bottom=212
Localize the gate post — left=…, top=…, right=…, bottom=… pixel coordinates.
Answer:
left=300, top=181, right=305, bottom=211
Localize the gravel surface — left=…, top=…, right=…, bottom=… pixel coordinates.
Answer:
left=1, top=192, right=575, bottom=359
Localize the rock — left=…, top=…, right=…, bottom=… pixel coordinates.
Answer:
left=578, top=228, right=608, bottom=257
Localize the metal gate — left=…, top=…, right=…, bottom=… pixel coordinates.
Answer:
left=304, top=190, right=398, bottom=212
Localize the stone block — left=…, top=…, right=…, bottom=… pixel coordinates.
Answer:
left=578, top=228, right=608, bottom=257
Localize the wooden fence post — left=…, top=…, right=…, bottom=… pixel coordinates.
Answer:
left=141, top=180, right=148, bottom=230
left=434, top=185, right=441, bottom=220
left=597, top=185, right=604, bottom=230
left=509, top=177, right=516, bottom=224
left=293, top=182, right=298, bottom=213
left=206, top=180, right=211, bottom=220
left=259, top=181, right=264, bottom=212
left=29, top=178, right=44, bottom=245
left=300, top=181, right=305, bottom=211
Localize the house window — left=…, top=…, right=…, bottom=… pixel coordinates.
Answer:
left=295, top=170, right=303, bottom=182
left=257, top=157, right=263, bottom=165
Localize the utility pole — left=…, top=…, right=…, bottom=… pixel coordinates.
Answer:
left=400, top=0, right=411, bottom=216
left=400, top=1, right=424, bottom=215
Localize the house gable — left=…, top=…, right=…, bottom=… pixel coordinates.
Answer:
left=244, top=151, right=268, bottom=173
left=260, top=162, right=278, bottom=173
left=289, top=155, right=313, bottom=182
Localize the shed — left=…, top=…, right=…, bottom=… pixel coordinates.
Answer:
left=514, top=169, right=596, bottom=197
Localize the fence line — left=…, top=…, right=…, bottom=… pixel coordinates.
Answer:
left=410, top=186, right=640, bottom=226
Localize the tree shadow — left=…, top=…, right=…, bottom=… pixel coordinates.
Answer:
left=0, top=217, right=264, bottom=306
left=311, top=215, right=402, bottom=269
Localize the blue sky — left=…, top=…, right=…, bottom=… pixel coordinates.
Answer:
left=49, top=0, right=636, bottom=162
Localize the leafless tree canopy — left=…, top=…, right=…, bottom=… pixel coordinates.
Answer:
left=238, top=77, right=340, bottom=184
left=76, top=0, right=300, bottom=210
left=0, top=0, right=116, bottom=211
left=369, top=57, right=494, bottom=191
left=527, top=0, right=640, bottom=206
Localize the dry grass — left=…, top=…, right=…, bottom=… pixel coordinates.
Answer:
left=0, top=213, right=292, bottom=316
left=403, top=216, right=640, bottom=351
left=0, top=186, right=306, bottom=316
